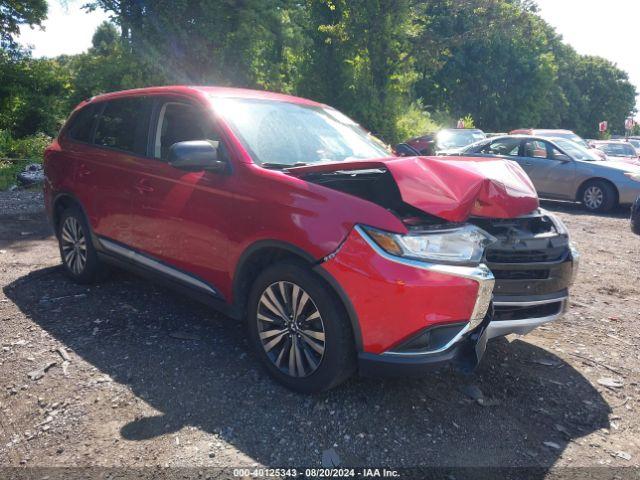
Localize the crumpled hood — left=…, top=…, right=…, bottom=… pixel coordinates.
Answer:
left=287, top=156, right=539, bottom=223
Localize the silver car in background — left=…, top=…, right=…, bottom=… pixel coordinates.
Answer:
left=457, top=135, right=640, bottom=212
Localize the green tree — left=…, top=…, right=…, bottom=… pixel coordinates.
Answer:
left=0, top=0, right=47, bottom=52
left=0, top=51, right=70, bottom=136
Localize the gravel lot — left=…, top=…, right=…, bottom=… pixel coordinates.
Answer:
left=1, top=188, right=639, bottom=473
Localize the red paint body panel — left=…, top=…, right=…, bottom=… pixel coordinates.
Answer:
left=322, top=229, right=479, bottom=353
left=44, top=86, right=543, bottom=359
left=288, top=156, right=539, bottom=222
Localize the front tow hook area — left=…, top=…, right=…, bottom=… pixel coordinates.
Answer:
left=357, top=307, right=494, bottom=378
left=453, top=311, right=492, bottom=374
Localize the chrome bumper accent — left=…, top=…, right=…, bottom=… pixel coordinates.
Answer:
left=355, top=225, right=495, bottom=356
left=486, top=296, right=568, bottom=339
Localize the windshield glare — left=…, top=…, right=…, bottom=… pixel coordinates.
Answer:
left=211, top=97, right=390, bottom=166
left=436, top=130, right=486, bottom=149
left=553, top=138, right=601, bottom=161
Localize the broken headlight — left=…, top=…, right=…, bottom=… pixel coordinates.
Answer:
left=361, top=224, right=496, bottom=265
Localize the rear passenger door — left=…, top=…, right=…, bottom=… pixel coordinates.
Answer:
left=67, top=97, right=152, bottom=245
left=126, top=97, right=233, bottom=297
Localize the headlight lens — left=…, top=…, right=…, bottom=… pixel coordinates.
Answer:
left=361, top=224, right=496, bottom=265
left=545, top=211, right=569, bottom=235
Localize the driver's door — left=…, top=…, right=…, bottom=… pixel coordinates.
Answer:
left=517, top=139, right=576, bottom=199
left=127, top=96, right=233, bottom=294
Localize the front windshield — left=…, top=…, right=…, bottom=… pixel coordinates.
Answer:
left=538, top=131, right=588, bottom=148
left=554, top=138, right=601, bottom=161
left=596, top=143, right=637, bottom=157
left=211, top=97, right=390, bottom=166
left=436, top=130, right=486, bottom=149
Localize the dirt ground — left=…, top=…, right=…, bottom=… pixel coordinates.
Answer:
left=1, top=188, right=639, bottom=475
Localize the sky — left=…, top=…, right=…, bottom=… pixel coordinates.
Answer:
left=16, top=0, right=640, bottom=111
left=535, top=0, right=639, bottom=112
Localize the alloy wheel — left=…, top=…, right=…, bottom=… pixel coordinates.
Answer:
left=257, top=281, right=326, bottom=378
left=60, top=217, right=88, bottom=275
left=584, top=186, right=604, bottom=210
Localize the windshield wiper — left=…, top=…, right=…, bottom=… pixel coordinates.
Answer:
left=261, top=162, right=309, bottom=170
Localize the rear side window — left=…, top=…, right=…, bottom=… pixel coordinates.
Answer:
left=94, top=97, right=151, bottom=155
left=66, top=104, right=99, bottom=143
left=481, top=138, right=520, bottom=156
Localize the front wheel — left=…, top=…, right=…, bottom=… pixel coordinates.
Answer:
left=581, top=180, right=616, bottom=212
left=247, top=261, right=356, bottom=393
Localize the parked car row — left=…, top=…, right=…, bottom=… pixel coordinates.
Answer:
left=399, top=127, right=640, bottom=213
left=44, top=86, right=579, bottom=392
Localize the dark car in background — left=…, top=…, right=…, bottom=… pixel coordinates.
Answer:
left=457, top=135, right=640, bottom=212
left=405, top=128, right=486, bottom=155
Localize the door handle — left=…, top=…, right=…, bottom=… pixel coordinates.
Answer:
left=524, top=162, right=533, bottom=166
left=134, top=179, right=154, bottom=194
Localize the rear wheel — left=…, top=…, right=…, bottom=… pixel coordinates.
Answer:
left=581, top=180, right=616, bottom=212
left=247, top=261, right=356, bottom=393
left=57, top=207, right=106, bottom=284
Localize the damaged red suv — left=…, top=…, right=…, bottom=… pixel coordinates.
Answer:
left=44, top=87, right=579, bottom=392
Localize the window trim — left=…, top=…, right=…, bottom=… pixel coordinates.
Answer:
left=148, top=95, right=232, bottom=170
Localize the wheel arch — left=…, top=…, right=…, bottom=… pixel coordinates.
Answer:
left=232, top=240, right=363, bottom=351
left=52, top=193, right=87, bottom=232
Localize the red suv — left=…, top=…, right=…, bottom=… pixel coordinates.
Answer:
left=44, top=86, right=577, bottom=392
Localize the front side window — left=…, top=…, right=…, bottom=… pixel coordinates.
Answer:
left=154, top=102, right=218, bottom=160
left=94, top=97, right=151, bottom=155
left=211, top=97, right=390, bottom=167
left=523, top=140, right=548, bottom=159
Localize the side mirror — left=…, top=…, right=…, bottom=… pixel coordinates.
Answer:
left=554, top=153, right=571, bottom=162
left=168, top=140, right=227, bottom=173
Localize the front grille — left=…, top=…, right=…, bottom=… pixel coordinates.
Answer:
left=486, top=249, right=566, bottom=263
left=492, top=269, right=549, bottom=280
left=469, top=211, right=574, bottom=298
left=494, top=301, right=563, bottom=321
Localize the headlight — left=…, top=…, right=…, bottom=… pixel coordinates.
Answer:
left=545, top=211, right=569, bottom=235
left=625, top=172, right=640, bottom=182
left=361, top=224, right=496, bottom=265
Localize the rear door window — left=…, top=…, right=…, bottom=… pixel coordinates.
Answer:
left=94, top=97, right=152, bottom=155
left=66, top=104, right=100, bottom=143
left=481, top=138, right=520, bottom=156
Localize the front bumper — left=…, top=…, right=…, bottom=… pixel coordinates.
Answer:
left=471, top=212, right=578, bottom=339
left=486, top=295, right=568, bottom=339
left=359, top=315, right=491, bottom=377
left=320, top=226, right=494, bottom=355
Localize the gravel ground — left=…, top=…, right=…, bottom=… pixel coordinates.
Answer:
left=0, top=188, right=639, bottom=474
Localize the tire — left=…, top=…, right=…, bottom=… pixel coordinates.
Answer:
left=57, top=206, right=106, bottom=284
left=581, top=180, right=616, bottom=212
left=632, top=197, right=640, bottom=235
left=247, top=261, right=356, bottom=393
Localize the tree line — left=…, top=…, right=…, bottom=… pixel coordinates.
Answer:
left=1, top=0, right=637, bottom=147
